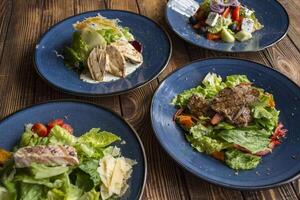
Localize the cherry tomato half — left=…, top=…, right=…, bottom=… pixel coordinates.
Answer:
left=31, top=123, right=48, bottom=137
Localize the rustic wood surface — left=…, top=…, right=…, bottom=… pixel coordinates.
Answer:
left=0, top=0, right=299, bottom=199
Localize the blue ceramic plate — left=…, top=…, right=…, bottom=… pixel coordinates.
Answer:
left=166, top=0, right=289, bottom=52
left=151, top=58, right=300, bottom=189
left=35, top=10, right=171, bottom=96
left=0, top=101, right=146, bottom=199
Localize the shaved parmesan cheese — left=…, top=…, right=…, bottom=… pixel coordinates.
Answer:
left=98, top=155, right=136, bottom=200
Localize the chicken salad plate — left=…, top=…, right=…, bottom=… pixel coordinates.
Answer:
left=0, top=101, right=146, bottom=199
left=151, top=58, right=300, bottom=189
left=166, top=0, right=289, bottom=52
left=35, top=10, right=171, bottom=96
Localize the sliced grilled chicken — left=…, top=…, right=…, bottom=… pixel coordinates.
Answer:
left=106, top=45, right=125, bottom=77
left=111, top=40, right=143, bottom=64
left=87, top=46, right=107, bottom=81
left=14, top=145, right=79, bottom=168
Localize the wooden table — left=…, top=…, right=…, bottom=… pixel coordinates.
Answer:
left=1, top=0, right=300, bottom=199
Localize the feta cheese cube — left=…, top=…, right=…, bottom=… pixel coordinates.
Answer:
left=244, top=7, right=254, bottom=17
left=205, top=12, right=220, bottom=27
left=241, top=18, right=254, bottom=33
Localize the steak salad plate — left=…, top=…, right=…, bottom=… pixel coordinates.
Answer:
left=35, top=10, right=171, bottom=96
left=151, top=58, right=300, bottom=189
left=0, top=101, right=146, bottom=199
left=166, top=0, right=289, bottom=52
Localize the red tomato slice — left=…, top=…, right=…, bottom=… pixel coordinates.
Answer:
left=32, top=123, right=48, bottom=137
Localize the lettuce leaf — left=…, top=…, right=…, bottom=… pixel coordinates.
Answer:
left=218, top=128, right=271, bottom=154
left=30, top=164, right=69, bottom=179
left=0, top=186, right=9, bottom=200
left=187, top=123, right=230, bottom=154
left=19, top=125, right=49, bottom=147
left=225, top=75, right=250, bottom=88
left=47, top=188, right=65, bottom=200
left=79, top=160, right=101, bottom=186
left=18, top=183, right=46, bottom=200
left=172, top=73, right=226, bottom=107
left=78, top=128, right=120, bottom=148
left=48, top=125, right=77, bottom=146
left=1, top=161, right=17, bottom=200
left=64, top=31, right=89, bottom=72
left=76, top=128, right=120, bottom=160
left=14, top=174, right=64, bottom=188
left=78, top=189, right=100, bottom=200
left=225, top=149, right=261, bottom=170
left=73, top=170, right=94, bottom=192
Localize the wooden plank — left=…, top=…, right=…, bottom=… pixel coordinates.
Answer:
left=34, top=0, right=121, bottom=113
left=0, top=0, right=43, bottom=117
left=106, top=0, right=191, bottom=199
left=278, top=0, right=300, bottom=51
left=0, top=0, right=12, bottom=62
left=138, top=0, right=244, bottom=199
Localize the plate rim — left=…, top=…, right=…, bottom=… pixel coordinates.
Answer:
left=150, top=57, right=300, bottom=190
left=0, top=99, right=147, bottom=199
left=34, top=9, right=172, bottom=97
left=165, top=0, right=290, bottom=53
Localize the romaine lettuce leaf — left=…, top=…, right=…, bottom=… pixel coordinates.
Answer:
left=1, top=161, right=17, bottom=200
left=76, top=128, right=120, bottom=160
left=225, top=149, right=261, bottom=170
left=47, top=188, right=65, bottom=200
left=64, top=31, right=89, bottom=72
left=120, top=27, right=134, bottom=41
left=19, top=183, right=46, bottom=200
left=218, top=129, right=271, bottom=154
left=78, top=128, right=120, bottom=148
left=19, top=125, right=49, bottom=147
left=78, top=189, right=100, bottom=200
left=30, top=164, right=69, bottom=179
left=202, top=73, right=226, bottom=98
left=187, top=123, right=230, bottom=154
left=0, top=186, right=9, bottom=200
left=79, top=160, right=101, bottom=186
left=14, top=174, right=64, bottom=188
left=172, top=73, right=226, bottom=107
left=171, top=85, right=206, bottom=107
left=225, top=75, right=250, bottom=88
left=48, top=125, right=77, bottom=146
left=73, top=170, right=94, bottom=192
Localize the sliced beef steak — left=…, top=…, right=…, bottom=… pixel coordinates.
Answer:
left=210, top=84, right=259, bottom=126
left=186, top=95, right=211, bottom=117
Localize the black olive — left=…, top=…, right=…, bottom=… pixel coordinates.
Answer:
left=229, top=23, right=238, bottom=32
left=189, top=16, right=198, bottom=25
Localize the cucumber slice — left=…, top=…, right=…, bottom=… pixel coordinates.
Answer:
left=235, top=30, right=252, bottom=42
left=221, top=28, right=235, bottom=43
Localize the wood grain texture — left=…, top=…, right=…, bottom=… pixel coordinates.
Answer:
left=34, top=0, right=121, bottom=113
left=278, top=0, right=300, bottom=51
left=0, top=0, right=43, bottom=117
left=106, top=0, right=191, bottom=199
left=0, top=0, right=300, bottom=199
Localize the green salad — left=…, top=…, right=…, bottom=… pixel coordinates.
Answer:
left=172, top=73, right=287, bottom=170
left=0, top=119, right=135, bottom=200
left=189, top=0, right=264, bottom=43
left=63, top=15, right=143, bottom=83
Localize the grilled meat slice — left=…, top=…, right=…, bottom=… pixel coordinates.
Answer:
left=106, top=45, right=126, bottom=77
left=87, top=46, right=107, bottom=81
left=210, top=84, right=259, bottom=126
left=14, top=145, right=79, bottom=168
left=111, top=39, right=143, bottom=64
left=186, top=95, right=212, bottom=117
